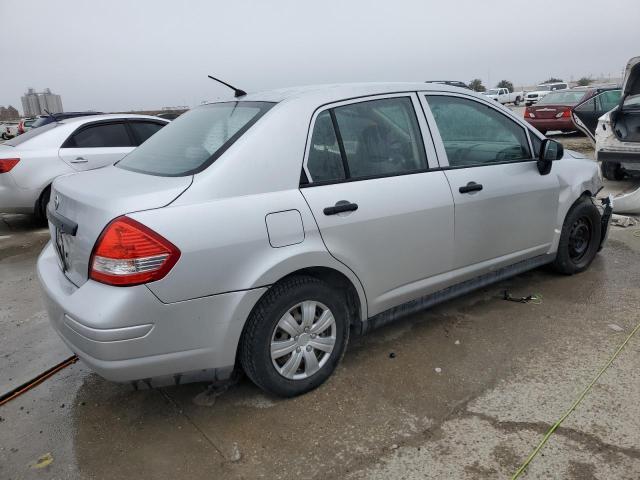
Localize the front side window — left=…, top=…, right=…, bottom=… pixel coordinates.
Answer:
left=332, top=97, right=427, bottom=179
left=67, top=123, right=133, bottom=148
left=598, top=90, right=622, bottom=111
left=426, top=95, right=531, bottom=167
left=117, top=102, right=274, bottom=176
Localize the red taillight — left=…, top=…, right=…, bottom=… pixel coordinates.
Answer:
left=558, top=109, right=571, bottom=118
left=89, top=216, right=180, bottom=286
left=524, top=108, right=535, bottom=118
left=0, top=158, right=20, bottom=173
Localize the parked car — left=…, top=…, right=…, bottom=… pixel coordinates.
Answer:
left=425, top=80, right=470, bottom=89
left=525, top=82, right=569, bottom=106
left=573, top=57, right=639, bottom=180
left=17, top=117, right=36, bottom=135
left=524, top=86, right=620, bottom=135
left=0, top=114, right=168, bottom=220
left=1, top=122, right=19, bottom=140
left=30, top=111, right=104, bottom=129
left=38, top=83, right=611, bottom=397
left=483, top=87, right=524, bottom=105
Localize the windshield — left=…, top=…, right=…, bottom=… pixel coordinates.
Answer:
left=537, top=90, right=586, bottom=105
left=486, top=89, right=500, bottom=95
left=117, top=101, right=274, bottom=176
left=536, top=85, right=551, bottom=91
left=4, top=122, right=58, bottom=146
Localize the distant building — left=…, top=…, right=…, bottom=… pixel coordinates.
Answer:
left=0, top=106, right=19, bottom=121
left=21, top=88, right=63, bottom=117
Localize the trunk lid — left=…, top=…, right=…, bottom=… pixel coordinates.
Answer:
left=49, top=165, right=192, bottom=287
left=622, top=56, right=640, bottom=99
left=529, top=104, right=563, bottom=119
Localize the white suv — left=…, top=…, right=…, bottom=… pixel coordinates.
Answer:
left=525, top=82, right=569, bottom=106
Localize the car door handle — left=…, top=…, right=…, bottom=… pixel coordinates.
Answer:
left=323, top=201, right=358, bottom=216
left=70, top=157, right=88, bottom=163
left=459, top=182, right=483, bottom=194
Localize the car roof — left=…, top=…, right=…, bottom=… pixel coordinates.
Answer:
left=58, top=113, right=167, bottom=125
left=214, top=82, right=472, bottom=106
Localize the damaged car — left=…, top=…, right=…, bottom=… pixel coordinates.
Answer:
left=38, top=83, right=612, bottom=397
left=572, top=57, right=639, bottom=181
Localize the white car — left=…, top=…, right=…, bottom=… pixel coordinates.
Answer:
left=1, top=122, right=19, bottom=140
left=483, top=88, right=524, bottom=105
left=525, top=82, right=569, bottom=106
left=0, top=114, right=168, bottom=220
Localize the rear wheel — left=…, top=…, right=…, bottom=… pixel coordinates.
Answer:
left=514, top=97, right=521, bottom=106
left=601, top=162, right=625, bottom=181
left=552, top=197, right=602, bottom=275
left=240, top=275, right=350, bottom=397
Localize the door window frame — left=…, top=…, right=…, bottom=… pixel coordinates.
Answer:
left=418, top=91, right=541, bottom=169
left=61, top=119, right=136, bottom=149
left=300, top=92, right=440, bottom=187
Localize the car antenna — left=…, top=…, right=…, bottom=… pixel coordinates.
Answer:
left=207, top=75, right=247, bottom=98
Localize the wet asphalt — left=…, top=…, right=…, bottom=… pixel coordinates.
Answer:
left=1, top=136, right=640, bottom=479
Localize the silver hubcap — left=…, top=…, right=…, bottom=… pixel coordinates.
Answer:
left=270, top=301, right=336, bottom=380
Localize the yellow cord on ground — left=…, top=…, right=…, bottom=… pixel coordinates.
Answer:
left=512, top=320, right=640, bottom=479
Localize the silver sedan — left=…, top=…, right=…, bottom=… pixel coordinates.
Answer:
left=37, top=83, right=611, bottom=396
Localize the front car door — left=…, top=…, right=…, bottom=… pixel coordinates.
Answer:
left=58, top=121, right=136, bottom=171
left=572, top=89, right=622, bottom=142
left=300, top=93, right=455, bottom=316
left=420, top=92, right=560, bottom=276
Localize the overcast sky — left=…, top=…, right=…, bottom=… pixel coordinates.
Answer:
left=1, top=0, right=639, bottom=113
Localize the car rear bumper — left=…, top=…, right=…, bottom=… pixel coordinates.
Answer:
left=598, top=150, right=640, bottom=170
left=37, top=242, right=267, bottom=386
left=0, top=173, right=38, bottom=213
left=525, top=118, right=575, bottom=132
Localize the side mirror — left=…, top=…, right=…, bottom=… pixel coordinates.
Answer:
left=537, top=139, right=563, bottom=175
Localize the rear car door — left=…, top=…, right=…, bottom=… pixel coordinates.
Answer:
left=300, top=94, right=455, bottom=316
left=420, top=93, right=560, bottom=273
left=572, top=90, right=622, bottom=141
left=58, top=121, right=135, bottom=171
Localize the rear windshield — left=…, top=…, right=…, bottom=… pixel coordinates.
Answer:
left=117, top=101, right=274, bottom=176
left=4, top=122, right=58, bottom=146
left=31, top=116, right=53, bottom=128
left=537, top=90, right=586, bottom=105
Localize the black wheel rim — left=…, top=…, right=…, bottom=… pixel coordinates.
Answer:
left=568, top=216, right=592, bottom=262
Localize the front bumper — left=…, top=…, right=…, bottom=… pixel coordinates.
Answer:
left=597, top=196, right=613, bottom=251
left=37, top=242, right=267, bottom=386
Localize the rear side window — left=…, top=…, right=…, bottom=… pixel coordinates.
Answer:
left=129, top=121, right=165, bottom=145
left=426, top=95, right=531, bottom=167
left=66, top=123, right=133, bottom=148
left=305, top=97, right=427, bottom=183
left=117, top=102, right=274, bottom=176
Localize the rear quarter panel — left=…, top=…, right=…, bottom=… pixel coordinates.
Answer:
left=132, top=189, right=368, bottom=318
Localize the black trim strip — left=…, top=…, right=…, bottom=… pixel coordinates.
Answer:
left=329, top=109, right=350, bottom=178
left=47, top=206, right=78, bottom=236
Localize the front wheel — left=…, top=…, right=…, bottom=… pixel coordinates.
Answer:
left=239, top=275, right=350, bottom=397
left=552, top=197, right=602, bottom=275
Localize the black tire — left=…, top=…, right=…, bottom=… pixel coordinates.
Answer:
left=552, top=197, right=602, bottom=275
left=601, top=162, right=625, bottom=181
left=514, top=97, right=521, bottom=106
left=1, top=133, right=8, bottom=140
left=34, top=186, right=51, bottom=226
left=239, top=275, right=350, bottom=397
